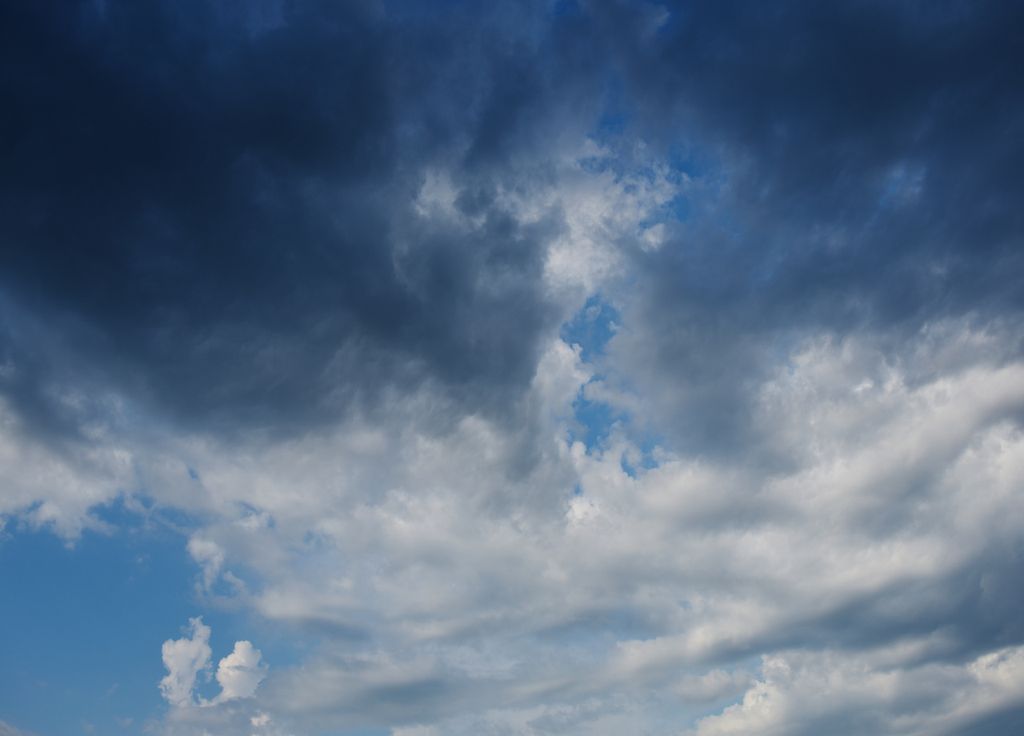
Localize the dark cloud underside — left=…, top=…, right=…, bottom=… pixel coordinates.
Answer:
left=0, top=0, right=605, bottom=436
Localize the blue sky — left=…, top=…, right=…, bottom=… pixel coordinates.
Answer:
left=3, top=2, right=1024, bottom=735
left=1, top=521, right=195, bottom=734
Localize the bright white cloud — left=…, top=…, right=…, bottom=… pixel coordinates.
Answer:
left=691, top=645, right=1024, bottom=736
left=5, top=153, right=1024, bottom=736
left=0, top=394, right=132, bottom=541
left=160, top=618, right=213, bottom=709
left=540, top=139, right=682, bottom=299
left=214, top=640, right=267, bottom=703
left=160, top=618, right=267, bottom=712
left=4, top=316, right=1010, bottom=734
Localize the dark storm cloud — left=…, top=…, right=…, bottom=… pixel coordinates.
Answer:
left=954, top=705, right=1024, bottom=736
left=627, top=0, right=1024, bottom=317
left=588, top=0, right=1024, bottom=455
left=10, top=0, right=1021, bottom=449
left=0, top=0, right=606, bottom=438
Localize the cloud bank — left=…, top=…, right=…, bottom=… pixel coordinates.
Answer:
left=2, top=1, right=1024, bottom=734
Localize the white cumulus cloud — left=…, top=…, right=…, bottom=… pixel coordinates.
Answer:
left=160, top=618, right=213, bottom=709
left=214, top=640, right=268, bottom=703
left=160, top=618, right=267, bottom=710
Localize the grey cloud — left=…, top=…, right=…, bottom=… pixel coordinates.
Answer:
left=953, top=705, right=1024, bottom=736
left=125, top=331, right=1024, bottom=734
left=0, top=0, right=605, bottom=443
left=4, top=3, right=1024, bottom=735
left=585, top=0, right=1024, bottom=456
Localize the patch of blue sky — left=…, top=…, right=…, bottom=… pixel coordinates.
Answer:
left=619, top=436, right=661, bottom=478
left=0, top=516, right=195, bottom=734
left=90, top=492, right=199, bottom=532
left=586, top=72, right=708, bottom=183
left=0, top=498, right=301, bottom=735
left=560, top=294, right=619, bottom=363
left=665, top=141, right=710, bottom=179
left=561, top=296, right=666, bottom=466
left=640, top=192, right=691, bottom=233
left=579, top=137, right=695, bottom=249
left=560, top=296, right=621, bottom=451
left=603, top=405, right=664, bottom=478
left=568, top=388, right=624, bottom=452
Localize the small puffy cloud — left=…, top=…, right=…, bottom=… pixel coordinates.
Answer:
left=160, top=618, right=213, bottom=709
left=214, top=641, right=268, bottom=703
left=160, top=618, right=267, bottom=710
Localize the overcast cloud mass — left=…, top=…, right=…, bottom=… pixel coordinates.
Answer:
left=2, top=1, right=1024, bottom=734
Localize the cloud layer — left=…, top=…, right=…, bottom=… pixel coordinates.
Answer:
left=2, top=1, right=1024, bottom=734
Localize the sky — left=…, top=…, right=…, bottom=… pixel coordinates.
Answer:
left=2, top=1, right=1024, bottom=734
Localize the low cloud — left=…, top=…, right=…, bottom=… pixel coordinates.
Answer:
left=160, top=618, right=267, bottom=710
left=692, top=645, right=1024, bottom=736
left=3, top=2, right=1024, bottom=735
left=214, top=641, right=268, bottom=704
left=160, top=618, right=213, bottom=709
